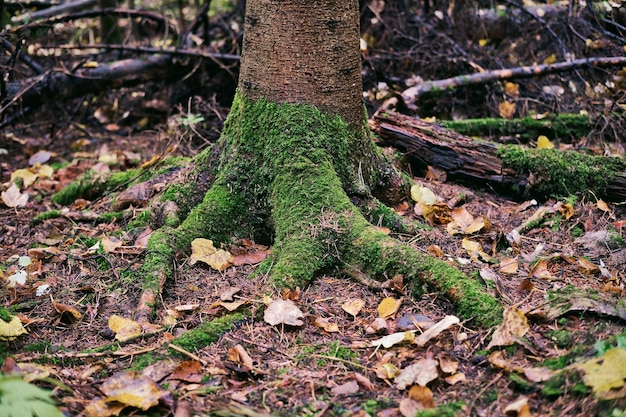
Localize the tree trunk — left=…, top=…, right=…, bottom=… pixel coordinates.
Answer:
left=238, top=0, right=364, bottom=131
left=55, top=0, right=503, bottom=330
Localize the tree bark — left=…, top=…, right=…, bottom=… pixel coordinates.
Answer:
left=238, top=0, right=364, bottom=131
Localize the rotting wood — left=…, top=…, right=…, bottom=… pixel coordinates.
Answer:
left=372, top=111, right=626, bottom=201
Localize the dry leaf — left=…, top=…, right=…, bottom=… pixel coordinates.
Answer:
left=190, top=238, right=233, bottom=271
left=499, top=257, right=519, bottom=274
left=414, top=315, right=459, bottom=347
left=52, top=300, right=82, bottom=323
left=410, top=184, right=437, bottom=205
left=108, top=315, right=142, bottom=342
left=228, top=344, right=255, bottom=369
left=377, top=297, right=402, bottom=318
left=354, top=372, right=375, bottom=391
left=407, top=385, right=435, bottom=408
left=171, top=360, right=203, bottom=383
left=0, top=315, right=28, bottom=341
left=576, top=348, right=626, bottom=399
left=498, top=100, right=516, bottom=119
left=597, top=199, right=610, bottom=213
left=487, top=307, right=529, bottom=349
left=504, top=82, right=519, bottom=97
left=101, top=236, right=123, bottom=253
left=537, top=135, right=554, bottom=149
left=341, top=298, right=365, bottom=317
left=395, top=358, right=439, bottom=389
left=438, top=355, right=459, bottom=374
left=371, top=331, right=415, bottom=348
left=1, top=183, right=29, bottom=208
left=330, top=379, right=359, bottom=396
left=375, top=362, right=400, bottom=379
left=220, top=287, right=242, bottom=301
left=313, top=316, right=339, bottom=333
left=99, top=371, right=170, bottom=411
left=577, top=258, right=599, bottom=275
left=232, top=251, right=267, bottom=266
left=263, top=299, right=304, bottom=326
left=530, top=259, right=553, bottom=279
left=444, top=373, right=466, bottom=385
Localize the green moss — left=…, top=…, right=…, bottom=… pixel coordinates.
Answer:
left=0, top=307, right=12, bottom=322
left=442, top=113, right=592, bottom=142
left=23, top=341, right=52, bottom=353
left=547, top=329, right=574, bottom=348
left=32, top=210, right=62, bottom=223
left=170, top=313, right=244, bottom=352
left=498, top=146, right=626, bottom=198
left=542, top=370, right=589, bottom=397
left=414, top=402, right=465, bottom=417
left=129, top=352, right=161, bottom=371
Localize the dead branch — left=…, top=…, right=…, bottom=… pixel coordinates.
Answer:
left=13, top=0, right=98, bottom=22
left=402, top=56, right=626, bottom=103
left=0, top=54, right=176, bottom=123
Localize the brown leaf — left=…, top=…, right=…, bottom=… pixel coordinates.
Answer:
left=263, top=299, right=304, bottom=326
left=313, top=316, right=339, bottom=333
left=1, top=183, right=29, bottom=208
left=99, top=371, right=170, bottom=411
left=330, top=379, right=359, bottom=396
left=341, top=298, right=365, bottom=317
left=171, top=360, right=203, bottom=383
left=228, top=344, right=255, bottom=369
left=487, top=307, right=529, bottom=349
left=407, top=385, right=435, bottom=408
left=395, top=358, right=438, bottom=389
left=52, top=300, right=82, bottom=323
left=354, top=372, right=375, bottom=391
left=232, top=251, right=267, bottom=266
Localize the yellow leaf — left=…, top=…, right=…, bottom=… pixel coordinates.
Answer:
left=0, top=315, right=28, bottom=341
left=498, top=101, right=516, bottom=119
left=576, top=348, right=626, bottom=399
left=99, top=371, right=170, bottom=410
left=487, top=307, right=529, bottom=349
left=410, top=184, right=437, bottom=205
left=108, top=315, right=142, bottom=342
left=478, top=39, right=488, bottom=46
left=461, top=238, right=492, bottom=262
left=190, top=238, right=233, bottom=271
left=537, top=135, right=554, bottom=149
left=504, top=82, right=519, bottom=97
left=543, top=53, right=557, bottom=65
left=377, top=297, right=401, bottom=318
left=375, top=362, right=399, bottom=379
left=11, top=168, right=38, bottom=188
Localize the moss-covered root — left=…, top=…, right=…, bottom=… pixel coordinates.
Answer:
left=135, top=183, right=245, bottom=323
left=170, top=312, right=244, bottom=353
left=345, top=224, right=503, bottom=328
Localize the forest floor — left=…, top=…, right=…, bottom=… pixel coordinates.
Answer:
left=1, top=2, right=626, bottom=417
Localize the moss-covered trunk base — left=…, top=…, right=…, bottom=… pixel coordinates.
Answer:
left=52, top=92, right=504, bottom=345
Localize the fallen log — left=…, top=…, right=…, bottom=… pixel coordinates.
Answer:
left=0, top=54, right=192, bottom=124
left=372, top=111, right=626, bottom=201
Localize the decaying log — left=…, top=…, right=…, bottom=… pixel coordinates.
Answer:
left=1, top=54, right=183, bottom=122
left=372, top=111, right=626, bottom=201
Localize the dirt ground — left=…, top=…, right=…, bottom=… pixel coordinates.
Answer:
left=1, top=1, right=626, bottom=416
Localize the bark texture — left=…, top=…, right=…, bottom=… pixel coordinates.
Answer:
left=238, top=0, right=364, bottom=130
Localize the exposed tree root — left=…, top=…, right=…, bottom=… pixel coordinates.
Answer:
left=54, top=93, right=503, bottom=334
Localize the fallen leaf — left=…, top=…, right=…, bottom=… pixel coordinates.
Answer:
left=414, top=315, right=459, bottom=347
left=461, top=238, right=492, bottom=262
left=576, top=348, right=626, bottom=399
left=52, top=300, right=82, bottom=323
left=371, top=331, right=415, bottom=348
left=577, top=257, right=599, bottom=275
left=407, top=385, right=435, bottom=408
left=101, top=236, right=123, bottom=253
left=438, top=355, right=459, bottom=374
left=487, top=307, right=529, bottom=349
left=190, top=238, right=233, bottom=271
left=313, top=316, right=339, bottom=333
left=377, top=297, right=402, bottom=318
left=330, top=379, right=359, bottom=396
left=99, top=371, right=170, bottom=411
left=504, top=396, right=531, bottom=417
left=1, top=183, right=29, bottom=207
left=0, top=315, right=28, bottom=341
left=537, top=135, right=554, bottom=149
left=263, top=299, right=304, bottom=326
left=530, top=259, right=553, bottom=280
left=499, top=257, right=518, bottom=274
left=398, top=398, right=422, bottom=417
left=171, top=360, right=203, bottom=383
left=498, top=100, right=516, bottom=119
left=395, top=358, right=439, bottom=389
left=108, top=315, right=142, bottom=342
left=523, top=366, right=555, bottom=382
left=341, top=298, right=365, bottom=317
left=232, top=251, right=267, bottom=266
left=354, top=372, right=375, bottom=391
left=410, top=184, right=437, bottom=205
left=444, top=373, right=466, bottom=385
left=597, top=199, right=611, bottom=213
left=228, top=344, right=255, bottom=369
left=375, top=362, right=400, bottom=379
left=215, top=300, right=247, bottom=311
